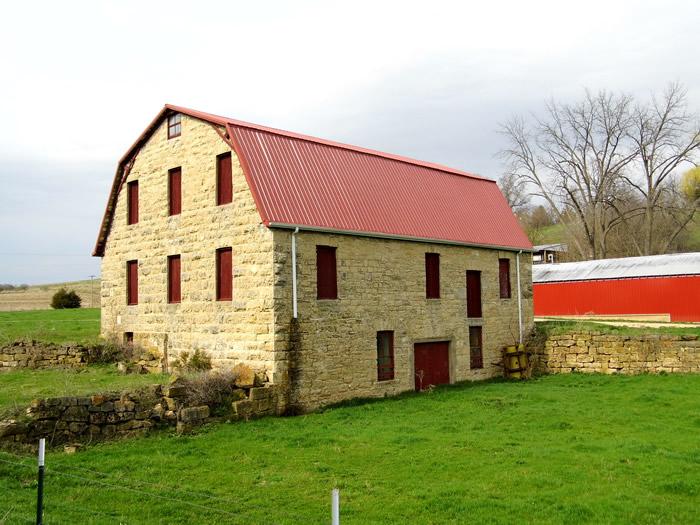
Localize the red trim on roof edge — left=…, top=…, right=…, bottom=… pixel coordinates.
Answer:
left=93, top=106, right=232, bottom=256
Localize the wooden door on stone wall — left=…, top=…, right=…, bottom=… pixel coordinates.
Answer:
left=414, top=341, right=450, bottom=391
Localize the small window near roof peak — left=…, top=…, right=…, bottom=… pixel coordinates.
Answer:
left=168, top=113, right=181, bottom=139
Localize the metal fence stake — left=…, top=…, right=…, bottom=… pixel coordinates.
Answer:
left=36, top=438, right=45, bottom=525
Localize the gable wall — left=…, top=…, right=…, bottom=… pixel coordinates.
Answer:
left=100, top=116, right=278, bottom=378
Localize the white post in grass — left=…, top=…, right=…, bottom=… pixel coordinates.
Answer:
left=36, top=438, right=45, bottom=525
left=331, top=488, right=340, bottom=525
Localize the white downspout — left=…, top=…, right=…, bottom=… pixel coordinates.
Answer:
left=292, top=227, right=299, bottom=319
left=516, top=250, right=523, bottom=344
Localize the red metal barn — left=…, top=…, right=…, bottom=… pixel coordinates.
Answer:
left=533, top=253, right=700, bottom=322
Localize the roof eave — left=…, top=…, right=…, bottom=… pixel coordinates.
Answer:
left=268, top=222, right=533, bottom=252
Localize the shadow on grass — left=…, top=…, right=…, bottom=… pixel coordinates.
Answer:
left=319, top=376, right=517, bottom=412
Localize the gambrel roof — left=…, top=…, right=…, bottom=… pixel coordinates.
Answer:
left=93, top=104, right=532, bottom=256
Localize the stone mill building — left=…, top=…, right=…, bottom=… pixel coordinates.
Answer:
left=93, top=105, right=534, bottom=410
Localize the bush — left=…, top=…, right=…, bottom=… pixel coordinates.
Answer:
left=84, top=339, right=135, bottom=364
left=175, top=349, right=212, bottom=372
left=51, top=288, right=82, bottom=309
left=183, top=370, right=242, bottom=411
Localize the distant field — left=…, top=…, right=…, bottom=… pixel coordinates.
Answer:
left=0, top=279, right=100, bottom=312
left=0, top=308, right=100, bottom=345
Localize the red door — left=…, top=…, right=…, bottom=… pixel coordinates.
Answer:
left=414, top=342, right=450, bottom=391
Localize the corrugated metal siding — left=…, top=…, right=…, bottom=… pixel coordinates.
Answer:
left=533, top=252, right=700, bottom=283
left=533, top=275, right=700, bottom=322
left=230, top=126, right=531, bottom=250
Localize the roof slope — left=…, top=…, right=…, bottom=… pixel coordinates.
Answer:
left=94, top=105, right=531, bottom=256
left=533, top=252, right=700, bottom=283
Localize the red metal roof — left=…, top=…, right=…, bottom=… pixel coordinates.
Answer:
left=94, top=105, right=531, bottom=256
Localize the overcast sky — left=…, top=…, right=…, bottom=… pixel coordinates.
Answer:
left=1, top=0, right=698, bottom=284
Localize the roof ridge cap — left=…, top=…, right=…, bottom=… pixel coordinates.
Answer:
left=166, top=104, right=492, bottom=183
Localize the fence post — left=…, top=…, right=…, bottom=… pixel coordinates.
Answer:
left=36, top=438, right=45, bottom=525
left=331, top=488, right=339, bottom=525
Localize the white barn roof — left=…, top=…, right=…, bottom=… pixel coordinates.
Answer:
left=533, top=252, right=700, bottom=283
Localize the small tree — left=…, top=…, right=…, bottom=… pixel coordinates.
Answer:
left=51, top=288, right=82, bottom=309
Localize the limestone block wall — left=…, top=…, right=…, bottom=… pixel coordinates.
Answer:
left=0, top=383, right=282, bottom=446
left=273, top=230, right=534, bottom=410
left=0, top=341, right=86, bottom=370
left=100, top=116, right=276, bottom=377
left=534, top=332, right=700, bottom=374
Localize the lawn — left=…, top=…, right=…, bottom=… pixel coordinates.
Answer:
left=1, top=373, right=699, bottom=524
left=536, top=320, right=700, bottom=338
left=0, top=366, right=169, bottom=418
left=0, top=308, right=100, bottom=345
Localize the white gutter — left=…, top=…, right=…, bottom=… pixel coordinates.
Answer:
left=516, top=250, right=523, bottom=343
left=292, top=227, right=299, bottom=318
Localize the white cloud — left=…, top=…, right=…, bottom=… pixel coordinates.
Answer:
left=0, top=0, right=698, bottom=282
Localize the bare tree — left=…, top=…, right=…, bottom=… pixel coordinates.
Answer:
left=499, top=91, right=637, bottom=259
left=498, top=172, right=529, bottom=213
left=625, top=83, right=700, bottom=254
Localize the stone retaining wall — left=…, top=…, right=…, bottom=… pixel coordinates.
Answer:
left=0, top=340, right=162, bottom=373
left=533, top=332, right=700, bottom=374
left=0, top=382, right=281, bottom=447
left=0, top=341, right=87, bottom=370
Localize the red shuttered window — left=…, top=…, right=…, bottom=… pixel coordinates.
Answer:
left=499, top=258, right=511, bottom=299
left=126, top=260, right=138, bottom=305
left=469, top=326, right=483, bottom=369
left=217, top=152, right=233, bottom=205
left=425, top=253, right=440, bottom=298
left=167, top=255, right=181, bottom=304
left=127, top=181, right=139, bottom=225
left=216, top=248, right=232, bottom=301
left=167, top=113, right=181, bottom=139
left=316, top=245, right=337, bottom=299
left=377, top=331, right=395, bottom=381
left=169, top=168, right=182, bottom=216
left=466, top=270, right=482, bottom=318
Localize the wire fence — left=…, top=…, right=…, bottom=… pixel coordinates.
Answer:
left=0, top=448, right=338, bottom=524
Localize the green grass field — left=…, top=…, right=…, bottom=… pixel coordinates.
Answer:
left=0, top=366, right=169, bottom=418
left=0, top=308, right=100, bottom=345
left=536, top=320, right=700, bottom=337
left=1, top=373, right=699, bottom=524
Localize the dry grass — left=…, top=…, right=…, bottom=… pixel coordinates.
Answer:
left=0, top=279, right=100, bottom=311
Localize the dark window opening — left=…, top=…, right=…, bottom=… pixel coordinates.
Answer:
left=466, top=270, right=482, bottom=318
left=377, top=331, right=395, bottom=381
left=124, top=332, right=134, bottom=346
left=216, top=248, right=232, bottom=301
left=469, top=326, right=483, bottom=369
left=499, top=258, right=511, bottom=299
left=316, top=245, right=338, bottom=299
left=126, top=260, right=138, bottom=305
left=425, top=253, right=440, bottom=299
left=169, top=167, right=182, bottom=215
left=217, top=152, right=233, bottom=205
left=167, top=255, right=181, bottom=304
left=127, top=180, right=139, bottom=225
left=167, top=113, right=181, bottom=139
